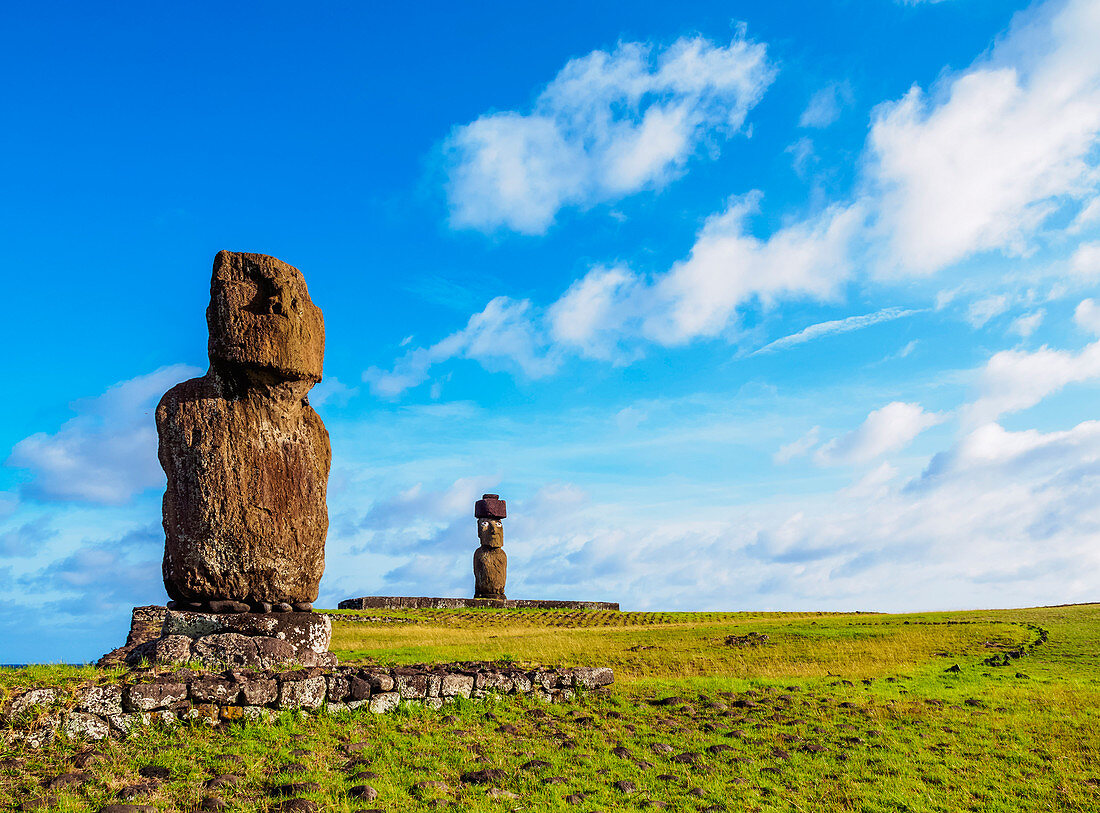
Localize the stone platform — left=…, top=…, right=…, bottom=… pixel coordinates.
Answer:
left=100, top=606, right=336, bottom=669
left=4, top=661, right=615, bottom=746
left=338, top=596, right=620, bottom=611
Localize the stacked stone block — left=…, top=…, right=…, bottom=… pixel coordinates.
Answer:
left=1, top=663, right=614, bottom=746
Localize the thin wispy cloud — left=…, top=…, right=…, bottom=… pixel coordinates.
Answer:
left=750, top=307, right=922, bottom=356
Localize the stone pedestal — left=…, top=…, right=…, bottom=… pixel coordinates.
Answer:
left=123, top=609, right=336, bottom=669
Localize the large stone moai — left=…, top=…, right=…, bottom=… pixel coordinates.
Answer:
left=134, top=251, right=335, bottom=668
left=159, top=250, right=330, bottom=610
left=473, top=494, right=507, bottom=600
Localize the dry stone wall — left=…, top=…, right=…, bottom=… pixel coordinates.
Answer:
left=1, top=663, right=613, bottom=747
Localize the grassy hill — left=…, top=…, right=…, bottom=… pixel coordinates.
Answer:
left=2, top=603, right=1099, bottom=811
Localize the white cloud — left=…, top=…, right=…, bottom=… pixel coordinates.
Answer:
left=1070, top=241, right=1100, bottom=278
left=547, top=264, right=644, bottom=361
left=966, top=294, right=1010, bottom=328
left=1008, top=309, right=1045, bottom=338
left=868, top=0, right=1100, bottom=275
left=799, top=83, right=851, bottom=128
left=774, top=426, right=821, bottom=464
left=964, top=324, right=1100, bottom=427
left=752, top=306, right=920, bottom=355
left=364, top=297, right=556, bottom=397
left=6, top=365, right=201, bottom=505
left=445, top=33, right=775, bottom=234
left=1074, top=298, right=1100, bottom=335
left=815, top=401, right=944, bottom=465
left=1069, top=197, right=1100, bottom=233
left=643, top=195, right=867, bottom=344
left=372, top=196, right=867, bottom=394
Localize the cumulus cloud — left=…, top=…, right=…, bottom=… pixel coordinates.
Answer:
left=815, top=402, right=944, bottom=465
left=6, top=364, right=201, bottom=505
left=963, top=306, right=1100, bottom=426
left=445, top=32, right=775, bottom=233
left=643, top=196, right=866, bottom=344
left=1071, top=241, right=1100, bottom=278
left=868, top=0, right=1100, bottom=275
left=368, top=196, right=867, bottom=394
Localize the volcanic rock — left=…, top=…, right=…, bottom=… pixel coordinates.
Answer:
left=160, top=251, right=330, bottom=606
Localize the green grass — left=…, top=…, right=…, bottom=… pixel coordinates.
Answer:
left=2, top=603, right=1099, bottom=812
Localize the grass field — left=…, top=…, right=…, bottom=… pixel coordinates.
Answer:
left=2, top=603, right=1099, bottom=812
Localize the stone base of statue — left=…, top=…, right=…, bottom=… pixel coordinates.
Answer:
left=100, top=606, right=337, bottom=669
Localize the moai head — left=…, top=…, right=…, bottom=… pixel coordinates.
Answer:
left=478, top=518, right=504, bottom=548
left=475, top=493, right=506, bottom=549
left=206, top=250, right=325, bottom=382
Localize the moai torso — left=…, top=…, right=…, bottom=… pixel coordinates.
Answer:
left=159, top=251, right=330, bottom=607
left=474, top=494, right=507, bottom=600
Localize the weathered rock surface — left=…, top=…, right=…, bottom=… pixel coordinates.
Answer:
left=473, top=546, right=507, bottom=600
left=473, top=494, right=507, bottom=599
left=160, top=251, right=330, bottom=606
left=125, top=611, right=334, bottom=669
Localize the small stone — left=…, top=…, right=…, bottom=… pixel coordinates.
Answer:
left=208, top=600, right=251, bottom=614
left=98, top=806, right=159, bottom=813
left=271, top=782, right=321, bottom=797
left=348, top=785, right=378, bottom=801
left=63, top=711, right=109, bottom=740
left=613, top=780, right=637, bottom=793
left=462, top=768, right=506, bottom=784
left=139, top=765, right=171, bottom=780
left=273, top=603, right=293, bottom=612
left=543, top=777, right=567, bottom=785
left=292, top=602, right=314, bottom=612
left=199, top=797, right=227, bottom=812
left=269, top=801, right=319, bottom=813
left=522, top=760, right=550, bottom=771
left=118, top=782, right=160, bottom=800
left=10, top=688, right=58, bottom=717
left=124, top=682, right=187, bottom=712
left=282, top=763, right=308, bottom=775
left=43, top=772, right=90, bottom=790
left=253, top=602, right=274, bottom=614
left=277, top=676, right=327, bottom=710
left=651, top=743, right=673, bottom=755
left=78, top=685, right=124, bottom=717
left=487, top=788, right=518, bottom=799
left=369, top=692, right=400, bottom=714
left=564, top=793, right=586, bottom=804
left=205, top=775, right=241, bottom=789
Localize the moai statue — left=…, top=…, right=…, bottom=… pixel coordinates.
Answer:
left=474, top=493, right=507, bottom=600
left=157, top=251, right=331, bottom=613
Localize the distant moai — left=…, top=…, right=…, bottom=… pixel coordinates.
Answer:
left=157, top=251, right=331, bottom=613
left=473, top=494, right=507, bottom=600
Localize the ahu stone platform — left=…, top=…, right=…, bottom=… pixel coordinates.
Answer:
left=99, top=606, right=335, bottom=669
left=2, top=662, right=615, bottom=746
left=338, top=596, right=620, bottom=611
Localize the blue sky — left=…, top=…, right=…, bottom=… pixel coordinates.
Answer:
left=3, top=0, right=1100, bottom=663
